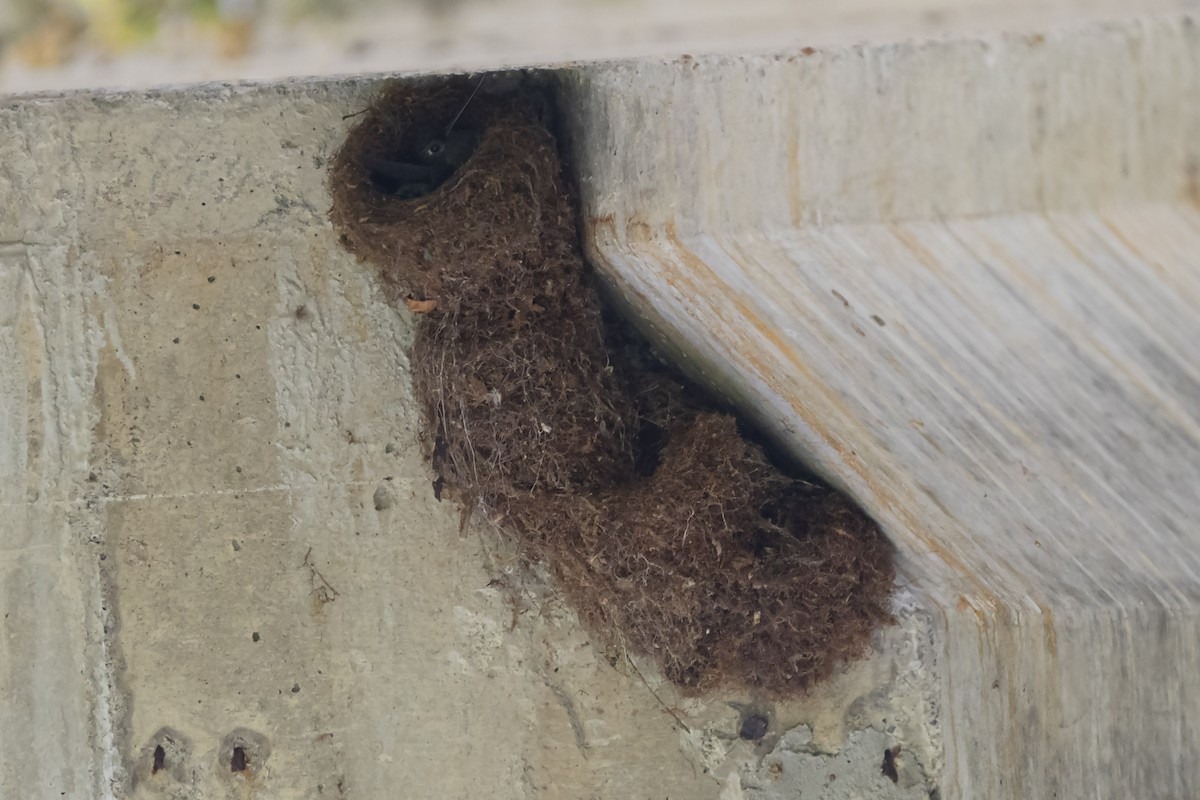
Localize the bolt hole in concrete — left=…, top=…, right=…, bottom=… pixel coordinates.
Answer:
left=328, top=73, right=895, bottom=697
left=882, top=744, right=902, bottom=783
left=739, top=713, right=770, bottom=741
left=218, top=728, right=269, bottom=780
left=141, top=727, right=191, bottom=786
left=151, top=745, right=165, bottom=775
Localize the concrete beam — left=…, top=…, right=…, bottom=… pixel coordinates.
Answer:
left=564, top=12, right=1200, bottom=798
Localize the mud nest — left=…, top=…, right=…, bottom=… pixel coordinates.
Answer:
left=329, top=77, right=895, bottom=696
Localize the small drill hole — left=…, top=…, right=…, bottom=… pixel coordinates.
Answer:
left=231, top=746, right=247, bottom=772
left=152, top=744, right=165, bottom=774
left=739, top=714, right=769, bottom=741
left=881, top=745, right=901, bottom=783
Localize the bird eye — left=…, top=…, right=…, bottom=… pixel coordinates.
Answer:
left=424, top=141, right=444, bottom=157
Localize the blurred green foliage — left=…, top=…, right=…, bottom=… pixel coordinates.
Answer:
left=2, top=0, right=249, bottom=63
left=82, top=0, right=226, bottom=44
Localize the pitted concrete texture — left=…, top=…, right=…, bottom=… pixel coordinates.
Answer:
left=0, top=78, right=936, bottom=798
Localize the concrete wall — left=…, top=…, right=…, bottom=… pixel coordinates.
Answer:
left=4, top=9, right=1200, bottom=800
left=0, top=78, right=936, bottom=799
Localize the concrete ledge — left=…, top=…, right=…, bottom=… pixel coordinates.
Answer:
left=564, top=12, right=1200, bottom=798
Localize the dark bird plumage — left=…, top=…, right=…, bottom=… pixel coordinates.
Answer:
left=360, top=78, right=483, bottom=198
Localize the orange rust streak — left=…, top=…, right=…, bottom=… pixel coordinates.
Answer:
left=889, top=226, right=943, bottom=277
left=1038, top=603, right=1058, bottom=660
left=787, top=128, right=803, bottom=229
left=651, top=224, right=990, bottom=594
left=1099, top=212, right=1178, bottom=287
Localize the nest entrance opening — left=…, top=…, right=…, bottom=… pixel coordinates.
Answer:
left=328, top=74, right=895, bottom=697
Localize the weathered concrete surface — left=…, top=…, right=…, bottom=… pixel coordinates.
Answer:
left=12, top=11, right=1197, bottom=799
left=564, top=12, right=1200, bottom=799
left=0, top=77, right=936, bottom=798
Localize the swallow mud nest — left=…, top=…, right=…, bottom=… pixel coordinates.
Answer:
left=329, top=77, right=895, bottom=695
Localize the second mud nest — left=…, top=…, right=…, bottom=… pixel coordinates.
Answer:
left=329, top=77, right=895, bottom=695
